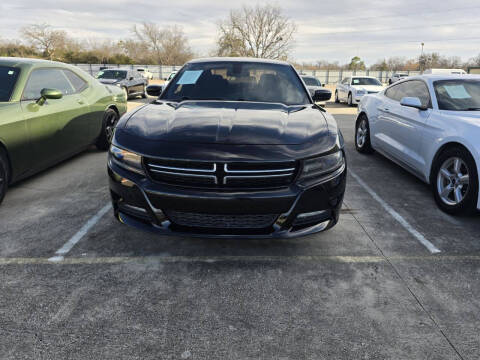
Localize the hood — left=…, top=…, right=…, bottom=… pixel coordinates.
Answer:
left=121, top=101, right=329, bottom=145
left=98, top=78, right=121, bottom=85
left=352, top=85, right=384, bottom=92
left=442, top=110, right=480, bottom=124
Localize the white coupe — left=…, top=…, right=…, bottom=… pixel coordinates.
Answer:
left=356, top=75, right=480, bottom=214
left=335, top=76, right=384, bottom=106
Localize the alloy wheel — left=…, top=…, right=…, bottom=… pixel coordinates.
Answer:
left=356, top=119, right=368, bottom=148
left=105, top=112, right=118, bottom=143
left=436, top=157, right=470, bottom=206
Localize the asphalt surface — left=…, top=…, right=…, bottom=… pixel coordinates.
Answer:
left=1, top=97, right=479, bottom=359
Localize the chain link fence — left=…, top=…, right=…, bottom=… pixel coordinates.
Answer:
left=72, top=63, right=421, bottom=84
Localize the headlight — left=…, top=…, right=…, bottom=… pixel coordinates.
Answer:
left=297, top=151, right=344, bottom=186
left=109, top=145, right=144, bottom=175
left=356, top=89, right=366, bottom=95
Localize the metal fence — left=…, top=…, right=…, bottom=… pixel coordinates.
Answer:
left=72, top=63, right=421, bottom=84
left=296, top=69, right=422, bottom=85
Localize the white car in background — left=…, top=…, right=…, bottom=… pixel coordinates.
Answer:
left=137, top=68, right=153, bottom=80
left=356, top=75, right=480, bottom=214
left=335, top=76, right=384, bottom=106
left=423, top=69, right=467, bottom=75
left=164, top=70, right=178, bottom=87
left=388, top=73, right=409, bottom=85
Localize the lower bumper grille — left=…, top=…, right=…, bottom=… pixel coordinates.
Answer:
left=164, top=210, right=278, bottom=229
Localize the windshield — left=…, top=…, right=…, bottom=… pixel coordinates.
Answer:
left=97, top=70, right=127, bottom=80
left=162, top=61, right=310, bottom=105
left=434, top=79, right=480, bottom=111
left=302, top=76, right=321, bottom=86
left=0, top=66, right=20, bottom=102
left=352, top=77, right=382, bottom=86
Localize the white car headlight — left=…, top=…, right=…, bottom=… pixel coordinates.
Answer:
left=109, top=145, right=145, bottom=175
left=356, top=89, right=366, bottom=95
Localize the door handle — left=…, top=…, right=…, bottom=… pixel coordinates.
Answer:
left=76, top=98, right=85, bottom=105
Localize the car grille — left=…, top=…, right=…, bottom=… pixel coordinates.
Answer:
left=367, top=91, right=379, bottom=94
left=144, top=158, right=297, bottom=189
left=164, top=210, right=278, bottom=229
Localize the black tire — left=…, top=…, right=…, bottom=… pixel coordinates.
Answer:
left=347, top=92, right=353, bottom=107
left=431, top=146, right=478, bottom=215
left=0, top=148, right=10, bottom=205
left=141, top=85, right=147, bottom=98
left=95, top=109, right=119, bottom=151
left=334, top=91, right=340, bottom=103
left=355, top=114, right=374, bottom=154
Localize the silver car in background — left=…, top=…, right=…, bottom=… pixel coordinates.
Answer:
left=356, top=74, right=480, bottom=215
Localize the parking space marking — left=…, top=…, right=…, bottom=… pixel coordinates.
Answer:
left=349, top=170, right=441, bottom=254
left=3, top=254, right=480, bottom=266
left=48, top=203, right=112, bottom=262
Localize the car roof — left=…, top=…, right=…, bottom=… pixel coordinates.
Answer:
left=352, top=76, right=378, bottom=79
left=403, top=74, right=480, bottom=82
left=0, top=57, right=65, bottom=69
left=187, top=57, right=291, bottom=66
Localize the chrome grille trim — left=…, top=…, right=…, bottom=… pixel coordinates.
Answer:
left=224, top=164, right=295, bottom=173
left=149, top=163, right=216, bottom=173
left=145, top=158, right=298, bottom=188
left=147, top=168, right=218, bottom=184
left=223, top=173, right=294, bottom=185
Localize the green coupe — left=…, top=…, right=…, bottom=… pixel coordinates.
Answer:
left=0, top=57, right=127, bottom=204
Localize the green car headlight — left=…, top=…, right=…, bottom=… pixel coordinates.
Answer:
left=298, top=151, right=344, bottom=186
left=109, top=145, right=144, bottom=175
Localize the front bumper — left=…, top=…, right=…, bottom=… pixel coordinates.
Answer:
left=108, top=157, right=346, bottom=238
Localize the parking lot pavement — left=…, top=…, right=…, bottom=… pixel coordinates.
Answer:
left=0, top=101, right=479, bottom=359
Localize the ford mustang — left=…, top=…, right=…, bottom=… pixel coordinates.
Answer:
left=356, top=74, right=480, bottom=215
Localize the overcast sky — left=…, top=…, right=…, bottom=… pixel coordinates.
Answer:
left=1, top=0, right=480, bottom=64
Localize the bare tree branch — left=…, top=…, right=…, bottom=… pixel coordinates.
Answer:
left=216, top=4, right=296, bottom=60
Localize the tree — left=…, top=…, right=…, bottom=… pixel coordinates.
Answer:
left=130, top=22, right=193, bottom=65
left=348, top=56, right=365, bottom=71
left=216, top=4, right=296, bottom=60
left=468, top=54, right=480, bottom=66
left=21, top=24, right=68, bottom=60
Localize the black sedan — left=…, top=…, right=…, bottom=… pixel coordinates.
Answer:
left=108, top=58, right=346, bottom=238
left=96, top=69, right=147, bottom=99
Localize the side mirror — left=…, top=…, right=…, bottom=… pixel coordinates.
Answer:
left=146, top=84, right=163, bottom=97
left=312, top=89, right=331, bottom=102
left=321, top=83, right=325, bottom=87
left=129, top=76, right=134, bottom=81
left=400, top=97, right=427, bottom=110
left=37, top=88, right=62, bottom=105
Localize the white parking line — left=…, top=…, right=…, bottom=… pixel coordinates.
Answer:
left=48, top=203, right=112, bottom=262
left=349, top=170, right=441, bottom=254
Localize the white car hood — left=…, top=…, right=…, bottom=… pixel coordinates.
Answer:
left=352, top=85, right=384, bottom=92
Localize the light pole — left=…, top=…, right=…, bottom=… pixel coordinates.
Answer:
left=420, top=42, right=425, bottom=73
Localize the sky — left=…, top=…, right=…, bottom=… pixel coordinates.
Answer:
left=1, top=0, right=480, bottom=65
